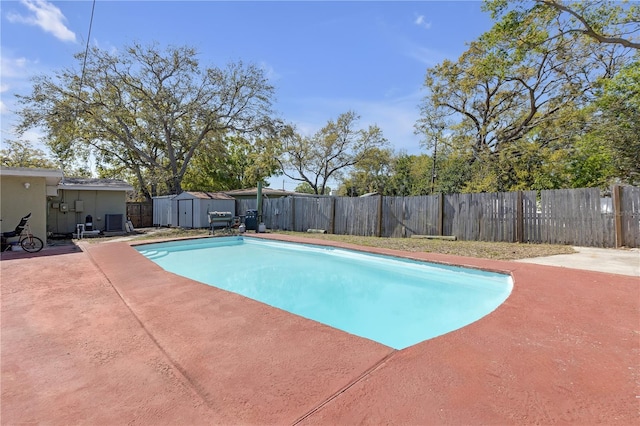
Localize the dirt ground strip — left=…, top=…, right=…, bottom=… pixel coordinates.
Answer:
left=1, top=235, right=638, bottom=425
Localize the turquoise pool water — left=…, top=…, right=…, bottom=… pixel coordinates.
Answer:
left=136, top=237, right=512, bottom=349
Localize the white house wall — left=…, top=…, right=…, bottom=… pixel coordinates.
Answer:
left=0, top=175, right=48, bottom=241
left=48, top=189, right=128, bottom=234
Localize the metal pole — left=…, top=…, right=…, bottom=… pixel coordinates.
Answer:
left=257, top=180, right=263, bottom=225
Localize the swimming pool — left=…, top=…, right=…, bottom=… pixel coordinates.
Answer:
left=136, top=237, right=513, bottom=349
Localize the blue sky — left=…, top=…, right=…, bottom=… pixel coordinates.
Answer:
left=1, top=0, right=495, bottom=189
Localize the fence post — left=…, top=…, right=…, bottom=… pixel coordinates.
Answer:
left=516, top=191, right=524, bottom=243
left=377, top=194, right=383, bottom=237
left=329, top=197, right=336, bottom=234
left=438, top=193, right=444, bottom=236
left=401, top=197, right=406, bottom=238
left=612, top=185, right=623, bottom=247
left=290, top=197, right=296, bottom=232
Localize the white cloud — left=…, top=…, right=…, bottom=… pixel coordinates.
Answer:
left=389, top=31, right=446, bottom=66
left=404, top=44, right=446, bottom=66
left=0, top=84, right=7, bottom=114
left=357, top=98, right=423, bottom=154
left=7, top=0, right=76, bottom=43
left=0, top=52, right=40, bottom=119
left=0, top=52, right=39, bottom=141
left=259, top=61, right=281, bottom=82
left=284, top=90, right=425, bottom=155
left=414, top=14, right=432, bottom=30
left=0, top=54, right=30, bottom=79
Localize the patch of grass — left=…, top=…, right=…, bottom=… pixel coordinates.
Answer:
left=271, top=231, right=575, bottom=260
left=78, top=227, right=212, bottom=244
left=131, top=228, right=211, bottom=241
left=88, top=227, right=575, bottom=260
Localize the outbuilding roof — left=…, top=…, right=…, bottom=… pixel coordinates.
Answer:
left=177, top=191, right=235, bottom=200
left=223, top=188, right=300, bottom=197
left=59, top=177, right=134, bottom=191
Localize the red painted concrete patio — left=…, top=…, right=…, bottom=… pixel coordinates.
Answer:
left=1, top=234, right=638, bottom=424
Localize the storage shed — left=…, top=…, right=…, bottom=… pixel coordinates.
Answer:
left=152, top=195, right=176, bottom=227
left=172, top=191, right=236, bottom=229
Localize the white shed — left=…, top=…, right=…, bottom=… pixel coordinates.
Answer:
left=152, top=195, right=176, bottom=227
left=172, top=191, right=236, bottom=228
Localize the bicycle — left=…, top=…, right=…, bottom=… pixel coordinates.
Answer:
left=1, top=213, right=44, bottom=253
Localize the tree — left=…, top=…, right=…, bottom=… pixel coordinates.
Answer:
left=338, top=147, right=394, bottom=196
left=295, top=182, right=330, bottom=195
left=421, top=34, right=616, bottom=157
left=434, top=151, right=476, bottom=194
left=589, top=60, right=640, bottom=185
left=483, top=1, right=639, bottom=186
left=417, top=0, right=633, bottom=192
left=567, top=134, right=615, bottom=188
left=278, top=111, right=388, bottom=195
left=485, top=0, right=640, bottom=50
left=15, top=42, right=276, bottom=199
left=0, top=140, right=57, bottom=169
left=181, top=133, right=282, bottom=191
left=385, top=153, right=435, bottom=196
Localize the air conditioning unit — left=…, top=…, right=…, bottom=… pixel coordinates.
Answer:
left=104, top=214, right=123, bottom=232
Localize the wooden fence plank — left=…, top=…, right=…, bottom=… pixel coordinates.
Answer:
left=522, top=191, right=538, bottom=243
left=382, top=196, right=403, bottom=238
left=620, top=186, right=640, bottom=248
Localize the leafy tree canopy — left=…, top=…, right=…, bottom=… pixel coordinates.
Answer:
left=181, top=133, right=282, bottom=192
left=15, top=42, right=276, bottom=199
left=590, top=59, right=640, bottom=185
left=484, top=0, right=639, bottom=50
left=295, top=182, right=331, bottom=195
left=279, top=111, right=388, bottom=195
left=415, top=0, right=635, bottom=192
left=0, top=139, right=57, bottom=169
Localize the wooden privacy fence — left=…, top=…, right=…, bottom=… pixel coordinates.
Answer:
left=126, top=202, right=153, bottom=228
left=235, top=186, right=639, bottom=248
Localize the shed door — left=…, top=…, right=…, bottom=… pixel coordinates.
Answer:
left=178, top=199, right=193, bottom=228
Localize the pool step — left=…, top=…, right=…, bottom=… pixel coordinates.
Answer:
left=140, top=250, right=169, bottom=260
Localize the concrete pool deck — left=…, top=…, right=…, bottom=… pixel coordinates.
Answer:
left=1, top=235, right=638, bottom=424
left=515, top=246, right=639, bottom=277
